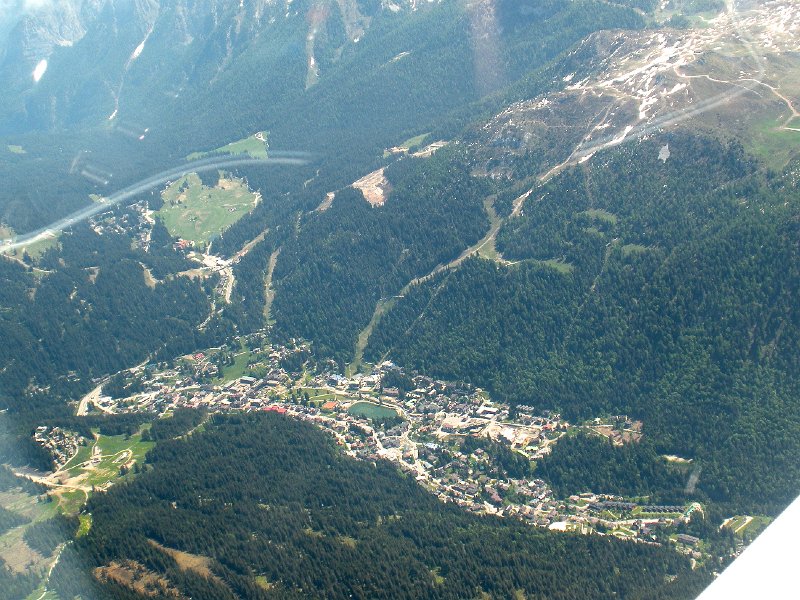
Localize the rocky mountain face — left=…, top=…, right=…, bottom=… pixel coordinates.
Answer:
left=0, top=0, right=105, bottom=91
left=0, top=0, right=417, bottom=133
left=471, top=0, right=800, bottom=180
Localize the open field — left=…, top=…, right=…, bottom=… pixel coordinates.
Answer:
left=1, top=223, right=59, bottom=260
left=53, top=431, right=154, bottom=506
left=0, top=490, right=59, bottom=572
left=22, top=236, right=59, bottom=260
left=476, top=197, right=503, bottom=262
left=399, top=133, right=430, bottom=150
left=0, top=487, right=61, bottom=575
left=580, top=209, right=618, bottom=225
left=212, top=342, right=255, bottom=384
left=255, top=575, right=274, bottom=590
left=1, top=224, right=60, bottom=266
left=158, top=172, right=258, bottom=244
left=536, top=258, right=574, bottom=274
left=0, top=490, right=52, bottom=523
left=0, top=525, right=43, bottom=574
left=739, top=515, right=772, bottom=542
left=149, top=539, right=218, bottom=581
left=384, top=132, right=430, bottom=157
left=723, top=515, right=749, bottom=532
left=77, top=514, right=92, bottom=537
left=187, top=132, right=268, bottom=161
left=297, top=388, right=351, bottom=406
left=348, top=401, right=398, bottom=420
left=747, top=117, right=800, bottom=169
left=723, top=514, right=773, bottom=541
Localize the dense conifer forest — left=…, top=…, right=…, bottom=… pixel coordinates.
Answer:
left=49, top=414, right=707, bottom=600
left=366, top=136, right=800, bottom=514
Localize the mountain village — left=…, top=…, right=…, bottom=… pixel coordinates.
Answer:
left=29, top=330, right=714, bottom=563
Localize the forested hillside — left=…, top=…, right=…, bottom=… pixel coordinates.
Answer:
left=49, top=413, right=707, bottom=600
left=271, top=148, right=490, bottom=363
left=0, top=222, right=212, bottom=405
left=366, top=135, right=800, bottom=514
left=0, top=216, right=220, bottom=472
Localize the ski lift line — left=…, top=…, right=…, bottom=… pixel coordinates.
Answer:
left=0, top=155, right=310, bottom=255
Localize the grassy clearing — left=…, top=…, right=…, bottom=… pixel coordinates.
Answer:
left=213, top=344, right=253, bottom=384
left=741, top=516, right=772, bottom=542
left=25, top=236, right=59, bottom=260
left=77, top=513, right=92, bottom=537
left=56, top=489, right=88, bottom=515
left=7, top=144, right=25, bottom=154
left=150, top=540, right=217, bottom=580
left=0, top=489, right=56, bottom=525
left=476, top=196, right=503, bottom=262
left=56, top=431, right=153, bottom=508
left=579, top=209, right=618, bottom=224
left=296, top=387, right=343, bottom=402
left=187, top=132, right=268, bottom=161
left=0, top=525, right=39, bottom=573
left=384, top=132, right=430, bottom=157
left=349, top=297, right=398, bottom=376
left=218, top=351, right=251, bottom=383
left=746, top=117, right=800, bottom=169
left=536, top=258, right=574, bottom=274
left=582, top=226, right=604, bottom=237
left=255, top=575, right=274, bottom=590
left=724, top=515, right=748, bottom=532
left=83, top=433, right=153, bottom=491
left=4, top=233, right=59, bottom=262
left=348, top=402, right=398, bottom=420
left=158, top=172, right=258, bottom=244
left=63, top=445, right=93, bottom=477
left=400, top=133, right=430, bottom=149
left=0, top=488, right=63, bottom=578
left=430, top=567, right=445, bottom=586
left=725, top=515, right=772, bottom=541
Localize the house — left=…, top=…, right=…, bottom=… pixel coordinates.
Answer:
left=676, top=534, right=700, bottom=547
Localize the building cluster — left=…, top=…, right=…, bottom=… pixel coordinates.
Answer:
left=94, top=334, right=698, bottom=546
left=33, top=426, right=83, bottom=468
left=585, top=416, right=644, bottom=445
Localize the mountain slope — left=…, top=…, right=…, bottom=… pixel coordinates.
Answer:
left=50, top=413, right=702, bottom=600
left=365, top=134, right=800, bottom=514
